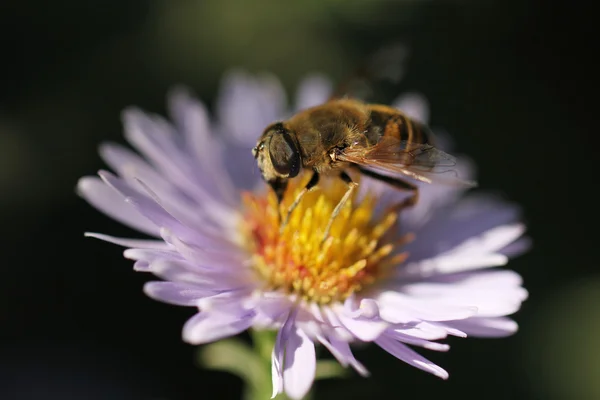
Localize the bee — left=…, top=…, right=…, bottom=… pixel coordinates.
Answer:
left=252, top=47, right=475, bottom=239
left=252, top=96, right=476, bottom=239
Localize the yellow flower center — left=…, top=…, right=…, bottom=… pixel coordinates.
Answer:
left=240, top=172, right=410, bottom=305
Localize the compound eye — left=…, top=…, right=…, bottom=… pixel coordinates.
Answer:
left=268, top=132, right=300, bottom=177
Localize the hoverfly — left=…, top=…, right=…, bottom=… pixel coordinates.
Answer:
left=252, top=47, right=475, bottom=239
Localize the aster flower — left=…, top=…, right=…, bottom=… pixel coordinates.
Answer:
left=77, top=71, right=528, bottom=400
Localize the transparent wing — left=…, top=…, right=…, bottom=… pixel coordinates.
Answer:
left=338, top=136, right=476, bottom=187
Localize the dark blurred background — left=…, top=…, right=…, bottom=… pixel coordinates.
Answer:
left=1, top=0, right=598, bottom=399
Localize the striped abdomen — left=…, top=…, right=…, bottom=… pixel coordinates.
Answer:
left=365, top=105, right=432, bottom=150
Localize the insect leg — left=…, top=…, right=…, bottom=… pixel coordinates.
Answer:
left=269, top=178, right=289, bottom=207
left=280, top=171, right=320, bottom=233
left=357, top=167, right=419, bottom=211
left=322, top=171, right=359, bottom=243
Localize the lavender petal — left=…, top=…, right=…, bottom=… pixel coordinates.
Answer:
left=376, top=335, right=449, bottom=379
left=167, top=87, right=238, bottom=206
left=216, top=70, right=286, bottom=146
left=335, top=312, right=388, bottom=342
left=401, top=223, right=526, bottom=278
left=77, top=177, right=158, bottom=236
left=271, top=310, right=295, bottom=398
left=143, top=281, right=212, bottom=306
left=317, top=334, right=369, bottom=377
left=84, top=232, right=167, bottom=249
left=397, top=270, right=528, bottom=317
left=405, top=195, right=523, bottom=263
left=123, top=109, right=235, bottom=222
left=182, top=305, right=256, bottom=344
left=377, top=291, right=478, bottom=322
left=444, top=317, right=518, bottom=338
left=283, top=326, right=316, bottom=400
left=385, top=329, right=450, bottom=352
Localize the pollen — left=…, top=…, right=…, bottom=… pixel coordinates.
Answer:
left=240, top=172, right=410, bottom=305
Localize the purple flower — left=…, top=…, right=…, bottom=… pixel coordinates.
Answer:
left=78, top=71, right=528, bottom=399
